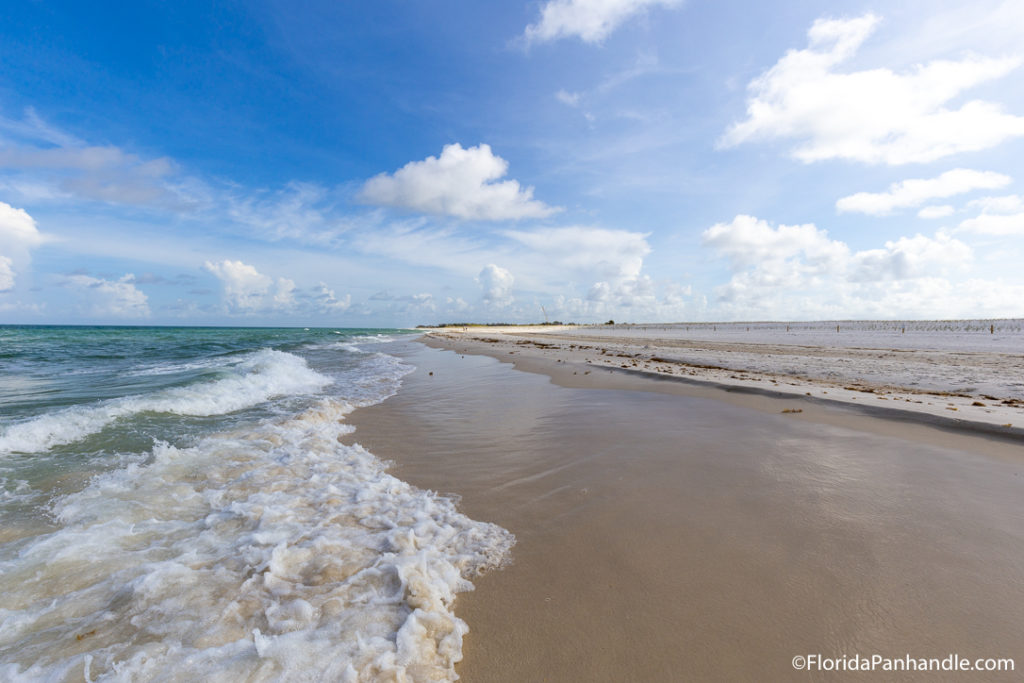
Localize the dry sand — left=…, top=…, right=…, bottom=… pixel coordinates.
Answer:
left=346, top=332, right=1024, bottom=681
left=422, top=324, right=1024, bottom=437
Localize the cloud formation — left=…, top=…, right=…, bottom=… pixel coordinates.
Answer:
left=65, top=274, right=151, bottom=318
left=203, top=260, right=297, bottom=313
left=0, top=109, right=200, bottom=209
left=477, top=264, right=515, bottom=306
left=959, top=211, right=1024, bottom=236
left=722, top=14, right=1024, bottom=164
left=836, top=169, right=1011, bottom=215
left=0, top=256, right=14, bottom=292
left=359, top=143, right=558, bottom=221
left=523, top=0, right=682, bottom=45
left=956, top=192, right=1024, bottom=235
left=504, top=225, right=657, bottom=311
left=917, top=205, right=955, bottom=219
left=0, top=201, right=46, bottom=291
left=313, top=282, right=352, bottom=312
left=701, top=215, right=987, bottom=318
left=505, top=225, right=650, bottom=281
left=0, top=201, right=44, bottom=249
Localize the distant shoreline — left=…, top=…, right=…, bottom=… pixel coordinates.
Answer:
left=420, top=322, right=1024, bottom=441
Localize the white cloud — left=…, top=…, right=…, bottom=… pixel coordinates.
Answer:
left=0, top=201, right=47, bottom=291
left=445, top=296, right=470, bottom=313
left=848, top=233, right=971, bottom=282
left=409, top=293, right=436, bottom=312
left=504, top=225, right=650, bottom=282
left=918, top=205, right=955, bottom=219
left=702, top=214, right=848, bottom=271
left=836, top=169, right=1011, bottom=215
left=958, top=193, right=1024, bottom=235
left=959, top=212, right=1024, bottom=235
left=477, top=264, right=515, bottom=306
left=721, top=14, right=1024, bottom=164
left=523, top=0, right=682, bottom=45
left=504, top=226, right=657, bottom=311
left=0, top=255, right=14, bottom=292
left=966, top=194, right=1024, bottom=213
left=702, top=215, right=982, bottom=318
left=0, top=201, right=45, bottom=249
left=313, top=282, right=351, bottom=312
left=0, top=140, right=197, bottom=209
left=587, top=273, right=655, bottom=308
left=224, top=182, right=354, bottom=245
left=65, top=274, right=151, bottom=318
left=358, top=143, right=558, bottom=221
left=0, top=108, right=345, bottom=246
left=203, top=259, right=297, bottom=313
left=273, top=277, right=296, bottom=308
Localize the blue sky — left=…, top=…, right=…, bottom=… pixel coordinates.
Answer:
left=1, top=0, right=1023, bottom=325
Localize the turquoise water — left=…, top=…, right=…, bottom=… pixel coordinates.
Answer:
left=0, top=326, right=404, bottom=515
left=0, top=326, right=513, bottom=681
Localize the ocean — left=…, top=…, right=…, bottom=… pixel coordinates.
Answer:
left=0, top=326, right=514, bottom=682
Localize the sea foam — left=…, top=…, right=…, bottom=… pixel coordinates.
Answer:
left=0, top=399, right=514, bottom=681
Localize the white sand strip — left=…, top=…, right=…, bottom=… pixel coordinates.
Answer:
left=423, top=323, right=1024, bottom=437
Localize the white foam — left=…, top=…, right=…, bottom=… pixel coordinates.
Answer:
left=317, top=334, right=399, bottom=355
left=0, top=350, right=331, bottom=455
left=0, top=398, right=513, bottom=681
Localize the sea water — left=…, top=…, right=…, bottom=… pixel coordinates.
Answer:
left=0, top=326, right=513, bottom=682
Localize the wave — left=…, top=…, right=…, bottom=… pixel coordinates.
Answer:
left=0, top=350, right=331, bottom=455
left=0, top=399, right=514, bottom=681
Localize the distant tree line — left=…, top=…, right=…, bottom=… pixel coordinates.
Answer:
left=416, top=321, right=577, bottom=328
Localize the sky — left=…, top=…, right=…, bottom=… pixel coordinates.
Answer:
left=1, top=0, right=1023, bottom=326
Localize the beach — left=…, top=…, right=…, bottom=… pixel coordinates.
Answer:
left=347, top=325, right=1024, bottom=681
left=1, top=323, right=1022, bottom=681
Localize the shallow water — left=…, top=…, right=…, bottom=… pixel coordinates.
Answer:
left=349, top=342, right=1024, bottom=682
left=0, top=326, right=513, bottom=681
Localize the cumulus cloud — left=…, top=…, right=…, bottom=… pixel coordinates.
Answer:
left=65, top=273, right=151, bottom=318
left=203, top=259, right=297, bottom=313
left=0, top=200, right=47, bottom=291
left=358, top=143, right=557, bottom=221
left=523, top=0, right=682, bottom=45
left=477, top=264, right=515, bottom=306
left=702, top=214, right=848, bottom=272
left=837, top=169, right=1011, bottom=215
left=702, top=215, right=979, bottom=318
left=504, top=225, right=657, bottom=311
left=0, top=201, right=45, bottom=249
left=721, top=14, right=1024, bottom=164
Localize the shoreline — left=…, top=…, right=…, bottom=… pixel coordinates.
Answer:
left=421, top=325, right=1024, bottom=443
left=346, top=336, right=1024, bottom=681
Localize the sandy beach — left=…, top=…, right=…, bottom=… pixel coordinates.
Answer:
left=346, top=328, right=1024, bottom=681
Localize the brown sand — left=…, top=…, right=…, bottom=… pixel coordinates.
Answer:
left=346, top=337, right=1024, bottom=681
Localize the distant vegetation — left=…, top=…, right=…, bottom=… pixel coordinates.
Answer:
left=416, top=321, right=577, bottom=328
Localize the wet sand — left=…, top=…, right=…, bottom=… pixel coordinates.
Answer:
left=346, top=338, right=1024, bottom=681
